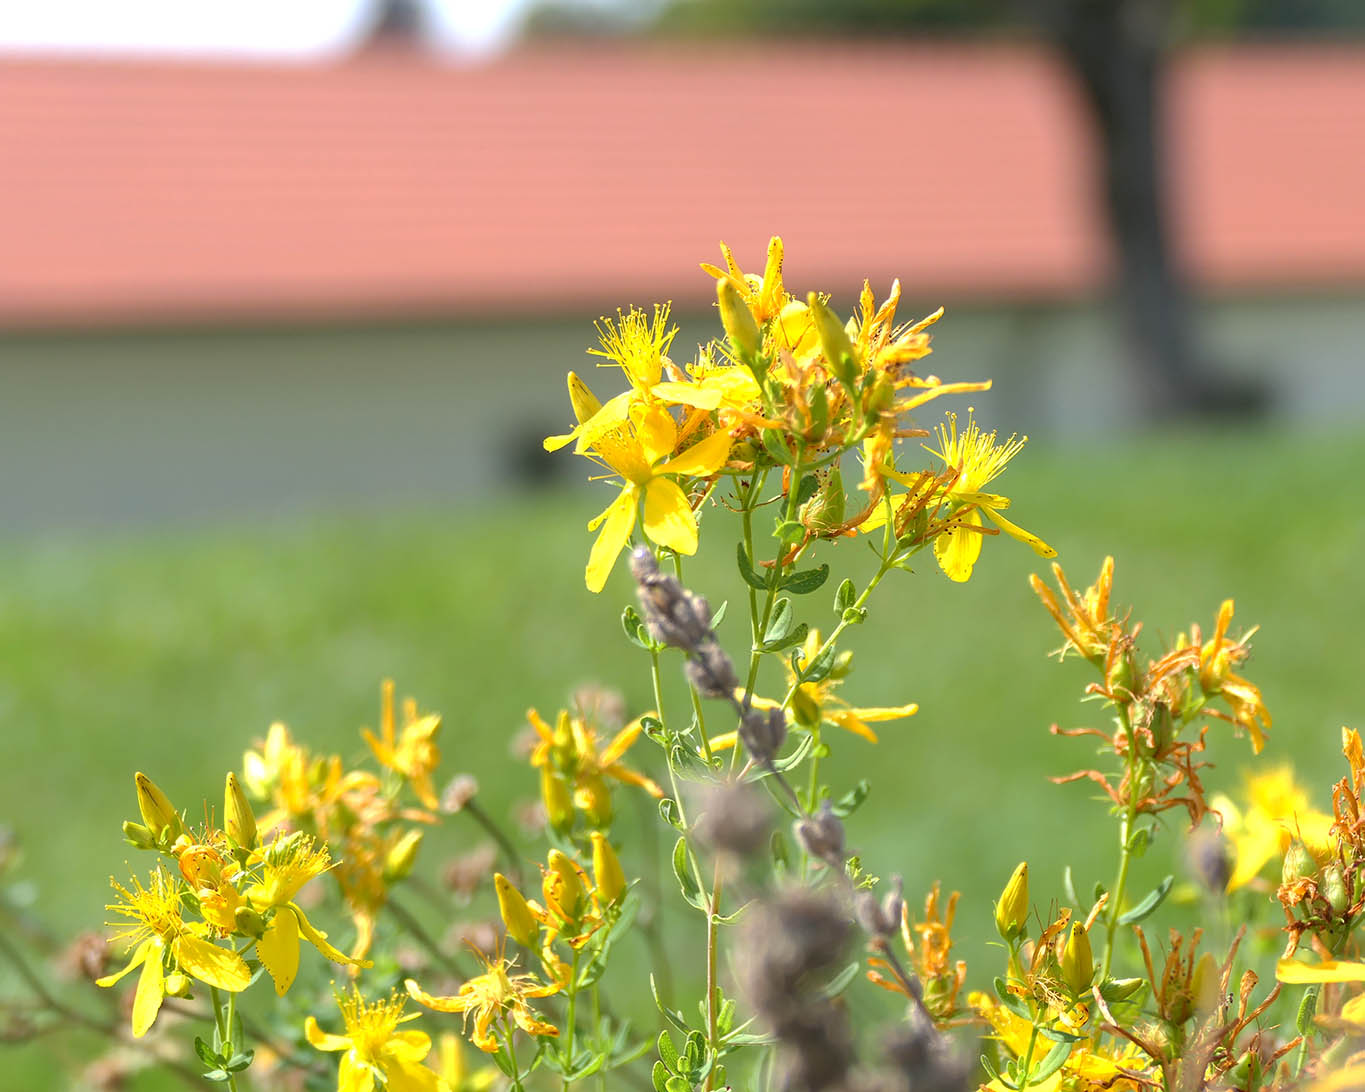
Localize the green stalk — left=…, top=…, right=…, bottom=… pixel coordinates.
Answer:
left=1100, top=703, right=1140, bottom=981
left=504, top=1017, right=528, bottom=1092
left=701, top=860, right=724, bottom=1092
left=561, top=948, right=583, bottom=1090
left=1016, top=1019, right=1041, bottom=1090
left=209, top=986, right=241, bottom=1092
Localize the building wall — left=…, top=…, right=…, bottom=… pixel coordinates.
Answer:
left=3, top=296, right=1361, bottom=533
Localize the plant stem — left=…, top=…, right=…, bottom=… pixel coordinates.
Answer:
left=209, top=986, right=241, bottom=1092
left=1017, top=1020, right=1041, bottom=1090
left=463, top=798, right=525, bottom=887
left=504, top=1017, right=528, bottom=1092
left=702, top=860, right=724, bottom=1092
left=561, top=949, right=583, bottom=1090
left=1100, top=703, right=1140, bottom=981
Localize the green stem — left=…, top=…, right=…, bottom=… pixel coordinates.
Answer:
left=209, top=986, right=241, bottom=1092
left=701, top=860, right=723, bottom=1092
left=1016, top=1020, right=1041, bottom=1090
left=504, top=1017, right=528, bottom=1092
left=1100, top=703, right=1140, bottom=981
left=561, top=949, right=583, bottom=1089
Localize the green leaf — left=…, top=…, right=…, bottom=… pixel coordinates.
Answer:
left=1297, top=986, right=1320, bottom=1036
left=992, top=977, right=1032, bottom=1021
left=1062, top=865, right=1080, bottom=907
left=736, top=543, right=770, bottom=591
left=833, top=578, right=856, bottom=614
left=565, top=1053, right=608, bottom=1081
left=792, top=640, right=837, bottom=682
left=796, top=474, right=820, bottom=506
left=1117, top=875, right=1174, bottom=925
left=652, top=1062, right=672, bottom=1092
left=831, top=779, right=870, bottom=819
left=193, top=1037, right=219, bottom=1068
left=763, top=598, right=797, bottom=645
left=491, top=1048, right=518, bottom=1078
left=659, top=797, right=684, bottom=830
left=622, top=605, right=655, bottom=650
left=1026, top=1040, right=1074, bottom=1084
left=226, top=1051, right=254, bottom=1073
left=202, top=1069, right=230, bottom=1083
left=710, top=600, right=728, bottom=630
left=650, top=974, right=691, bottom=1033
left=1126, top=827, right=1151, bottom=858
left=781, top=564, right=830, bottom=595
left=664, top=1077, right=691, bottom=1092
left=760, top=428, right=791, bottom=465
left=658, top=1032, right=680, bottom=1074
left=761, top=623, right=808, bottom=654
left=671, top=837, right=705, bottom=910
left=774, top=519, right=806, bottom=547
left=817, top=960, right=862, bottom=1000
left=840, top=606, right=867, bottom=625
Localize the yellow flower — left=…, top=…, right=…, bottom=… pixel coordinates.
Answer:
left=925, top=410, right=1054, bottom=582
left=1196, top=599, right=1271, bottom=754
left=700, top=236, right=787, bottom=324
left=1211, top=766, right=1333, bottom=891
left=713, top=629, right=916, bottom=749
left=405, top=950, right=561, bottom=1054
left=1029, top=556, right=1117, bottom=665
left=434, top=1032, right=499, bottom=1092
left=305, top=986, right=448, bottom=1092
left=577, top=402, right=732, bottom=593
left=97, top=868, right=251, bottom=1037
left=248, top=831, right=368, bottom=995
left=362, top=679, right=442, bottom=810
left=527, top=707, right=664, bottom=824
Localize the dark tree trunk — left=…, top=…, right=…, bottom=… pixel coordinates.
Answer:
left=1028, top=0, right=1220, bottom=415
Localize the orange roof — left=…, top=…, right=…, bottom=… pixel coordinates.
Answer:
left=1, top=41, right=1362, bottom=328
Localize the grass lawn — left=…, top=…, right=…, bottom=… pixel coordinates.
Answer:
left=1, top=422, right=1361, bottom=1087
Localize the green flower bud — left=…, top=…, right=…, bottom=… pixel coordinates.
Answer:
left=163, top=972, right=192, bottom=998
left=807, top=292, right=859, bottom=387
left=122, top=821, right=156, bottom=851
left=1191, top=952, right=1222, bottom=1015
left=994, top=862, right=1029, bottom=940
left=1282, top=840, right=1318, bottom=885
left=233, top=905, right=267, bottom=939
left=1323, top=864, right=1350, bottom=915
left=717, top=277, right=761, bottom=361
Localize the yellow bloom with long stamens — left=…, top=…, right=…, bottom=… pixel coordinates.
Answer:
left=248, top=831, right=368, bottom=995
left=97, top=867, right=251, bottom=1037
left=1195, top=599, right=1271, bottom=753
left=363, top=679, right=442, bottom=810
left=305, top=986, right=449, bottom=1092
left=574, top=402, right=731, bottom=592
left=1211, top=766, right=1332, bottom=891
left=701, top=236, right=787, bottom=324
left=925, top=410, right=1054, bottom=582
left=405, top=949, right=561, bottom=1054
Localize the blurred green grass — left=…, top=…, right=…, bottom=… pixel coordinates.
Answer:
left=1, top=422, right=1362, bottom=1085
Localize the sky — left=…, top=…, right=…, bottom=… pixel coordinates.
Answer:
left=0, top=0, right=551, bottom=60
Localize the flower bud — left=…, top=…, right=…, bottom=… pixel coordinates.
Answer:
left=1323, top=864, right=1350, bottom=915
left=163, top=972, right=192, bottom=998
left=576, top=772, right=613, bottom=829
left=135, top=772, right=183, bottom=844
left=807, top=292, right=859, bottom=386
left=545, top=850, right=586, bottom=922
left=1059, top=921, right=1094, bottom=994
left=1282, top=840, right=1318, bottom=885
left=1191, top=952, right=1222, bottom=1015
left=383, top=829, right=423, bottom=883
left=122, top=821, right=156, bottom=850
left=566, top=370, right=602, bottom=424
left=233, top=905, right=267, bottom=939
left=224, top=772, right=257, bottom=852
left=994, top=862, right=1029, bottom=940
left=717, top=277, right=762, bottom=361
left=540, top=767, right=575, bottom=833
left=495, top=872, right=539, bottom=947
left=590, top=832, right=627, bottom=905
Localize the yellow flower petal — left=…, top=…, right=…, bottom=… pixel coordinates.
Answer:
left=405, top=978, right=471, bottom=1015
left=304, top=1014, right=352, bottom=1052
left=173, top=932, right=252, bottom=993
left=634, top=403, right=678, bottom=467
left=651, top=381, right=722, bottom=410
left=657, top=429, right=731, bottom=478
left=131, top=941, right=166, bottom=1038
left=586, top=489, right=637, bottom=593
left=294, top=903, right=366, bottom=966
left=1277, top=958, right=1365, bottom=984
left=96, top=938, right=153, bottom=988
left=934, top=514, right=984, bottom=583
left=643, top=478, right=698, bottom=556
left=339, top=1052, right=378, bottom=1092
left=983, top=506, right=1056, bottom=558
left=258, top=905, right=301, bottom=996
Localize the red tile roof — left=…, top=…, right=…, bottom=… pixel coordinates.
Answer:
left=1, top=41, right=1362, bottom=328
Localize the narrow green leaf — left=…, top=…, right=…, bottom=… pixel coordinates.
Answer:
left=817, top=961, right=862, bottom=1000
left=736, top=543, right=770, bottom=591
left=1117, top=875, right=1175, bottom=926
left=831, top=779, right=870, bottom=819
left=1062, top=865, right=1080, bottom=907
left=763, top=598, right=796, bottom=645
left=658, top=797, right=684, bottom=830
left=796, top=474, right=820, bottom=506
left=761, top=621, right=808, bottom=654
left=834, top=577, right=856, bottom=614
left=193, top=1038, right=219, bottom=1068
left=657, top=1032, right=680, bottom=1073
left=1297, top=986, right=1320, bottom=1036
left=760, top=428, right=791, bottom=465
left=622, top=605, right=655, bottom=650
left=1026, top=1040, right=1073, bottom=1084
left=650, top=974, right=691, bottom=1033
